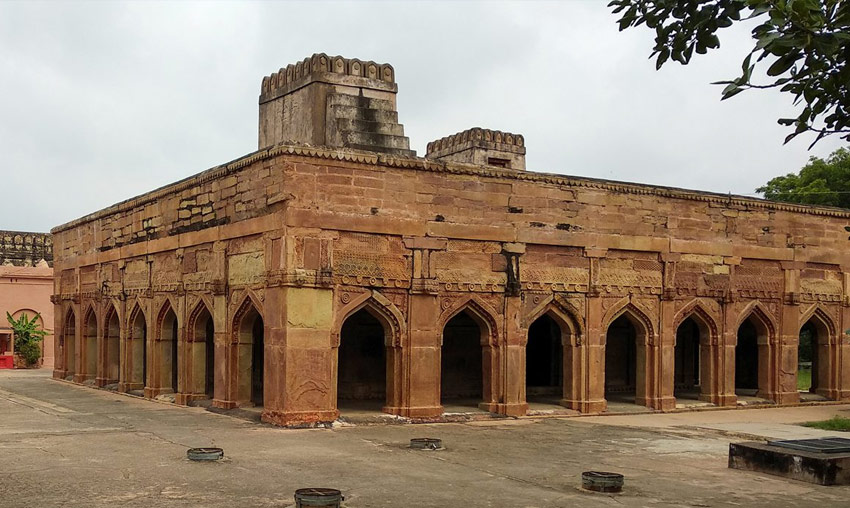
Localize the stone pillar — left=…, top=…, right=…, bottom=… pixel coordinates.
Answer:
left=497, top=294, right=526, bottom=416
left=96, top=300, right=108, bottom=387
left=657, top=254, right=679, bottom=410
left=718, top=297, right=738, bottom=407
left=403, top=293, right=442, bottom=417
left=658, top=301, right=677, bottom=410
left=840, top=270, right=850, bottom=401
left=581, top=248, right=607, bottom=413
left=211, top=285, right=231, bottom=409
left=777, top=262, right=804, bottom=404
left=262, top=286, right=338, bottom=426
left=401, top=237, right=446, bottom=418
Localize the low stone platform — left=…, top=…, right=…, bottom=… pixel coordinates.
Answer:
left=729, top=439, right=850, bottom=485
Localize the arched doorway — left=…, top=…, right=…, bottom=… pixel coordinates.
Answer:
left=83, top=308, right=97, bottom=381
left=604, top=314, right=646, bottom=406
left=441, top=311, right=484, bottom=411
left=798, top=315, right=833, bottom=400
left=189, top=304, right=215, bottom=399
left=104, top=306, right=120, bottom=385
left=338, top=309, right=387, bottom=413
left=235, top=300, right=264, bottom=406
left=128, top=306, right=147, bottom=391
left=735, top=314, right=771, bottom=400
left=526, top=314, right=563, bottom=405
left=674, top=317, right=701, bottom=402
left=157, top=304, right=179, bottom=394
left=63, top=309, right=76, bottom=380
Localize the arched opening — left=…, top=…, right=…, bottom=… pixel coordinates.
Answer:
left=189, top=304, right=215, bottom=399
left=799, top=316, right=833, bottom=401
left=104, top=307, right=120, bottom=385
left=337, top=308, right=387, bottom=413
left=735, top=314, right=771, bottom=401
left=129, top=306, right=147, bottom=391
left=157, top=304, right=179, bottom=394
left=441, top=311, right=484, bottom=411
left=674, top=317, right=701, bottom=401
left=235, top=300, right=264, bottom=406
left=526, top=314, right=563, bottom=405
left=604, top=313, right=647, bottom=406
left=83, top=309, right=97, bottom=381
left=63, top=309, right=76, bottom=380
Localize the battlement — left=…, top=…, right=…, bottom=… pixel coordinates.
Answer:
left=426, top=127, right=526, bottom=170
left=0, top=230, right=53, bottom=267
left=260, top=53, right=396, bottom=102
left=258, top=53, right=413, bottom=157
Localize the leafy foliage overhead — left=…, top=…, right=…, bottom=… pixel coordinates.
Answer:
left=757, top=146, right=850, bottom=207
left=608, top=0, right=850, bottom=147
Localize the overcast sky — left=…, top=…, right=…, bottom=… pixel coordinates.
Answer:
left=1, top=1, right=845, bottom=233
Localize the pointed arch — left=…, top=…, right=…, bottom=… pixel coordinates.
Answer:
left=523, top=294, right=584, bottom=343
left=672, top=299, right=719, bottom=343
left=155, top=297, right=178, bottom=332
left=186, top=297, right=215, bottom=399
left=126, top=301, right=147, bottom=390
left=797, top=303, right=838, bottom=400
left=736, top=301, right=777, bottom=343
left=81, top=303, right=98, bottom=379
left=231, top=293, right=264, bottom=406
left=439, top=296, right=501, bottom=346
left=603, top=300, right=655, bottom=342
left=799, top=304, right=837, bottom=339
left=334, top=290, right=406, bottom=347
left=62, top=305, right=77, bottom=377
left=232, top=292, right=264, bottom=339
left=735, top=300, right=776, bottom=399
left=187, top=298, right=214, bottom=342
left=154, top=298, right=180, bottom=394
left=103, top=302, right=121, bottom=384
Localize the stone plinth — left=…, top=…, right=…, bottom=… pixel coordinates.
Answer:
left=729, top=441, right=850, bottom=486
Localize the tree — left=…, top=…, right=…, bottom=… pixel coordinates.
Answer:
left=757, top=146, right=850, bottom=206
left=6, top=312, right=47, bottom=367
left=608, top=0, right=850, bottom=147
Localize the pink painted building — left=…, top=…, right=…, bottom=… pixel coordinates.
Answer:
left=0, top=231, right=53, bottom=369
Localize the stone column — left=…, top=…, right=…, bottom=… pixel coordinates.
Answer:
left=718, top=296, right=738, bottom=407
left=581, top=248, right=607, bottom=413
left=840, top=270, right=850, bottom=401
left=657, top=254, right=679, bottom=410
left=498, top=294, right=526, bottom=416
left=404, top=292, right=443, bottom=417
left=262, top=285, right=338, bottom=426
left=776, top=261, right=804, bottom=404
left=401, top=237, right=446, bottom=418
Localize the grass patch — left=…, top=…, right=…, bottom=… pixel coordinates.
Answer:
left=801, top=416, right=850, bottom=432
left=797, top=367, right=811, bottom=391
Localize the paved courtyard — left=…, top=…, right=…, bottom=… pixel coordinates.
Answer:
left=2, top=369, right=850, bottom=507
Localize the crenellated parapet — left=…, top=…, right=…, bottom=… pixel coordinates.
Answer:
left=0, top=230, right=52, bottom=267
left=426, top=127, right=526, bottom=170
left=258, top=53, right=413, bottom=157
left=260, top=53, right=395, bottom=101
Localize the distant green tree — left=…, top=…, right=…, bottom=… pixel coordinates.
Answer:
left=609, top=0, right=850, bottom=147
left=6, top=312, right=47, bottom=367
left=757, top=146, right=850, bottom=207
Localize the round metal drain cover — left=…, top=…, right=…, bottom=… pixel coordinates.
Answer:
left=294, top=488, right=343, bottom=507
left=410, top=438, right=443, bottom=450
left=582, top=471, right=624, bottom=493
left=187, top=447, right=224, bottom=461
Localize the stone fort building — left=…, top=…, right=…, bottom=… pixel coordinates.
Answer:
left=52, top=54, right=850, bottom=425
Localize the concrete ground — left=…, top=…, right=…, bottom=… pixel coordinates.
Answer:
left=2, top=370, right=850, bottom=507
